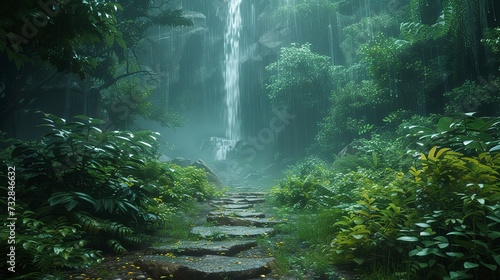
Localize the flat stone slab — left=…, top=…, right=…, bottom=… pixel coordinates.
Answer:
left=207, top=216, right=282, bottom=227
left=146, top=240, right=257, bottom=256
left=220, top=198, right=247, bottom=203
left=228, top=192, right=267, bottom=197
left=219, top=204, right=253, bottom=210
left=216, top=197, right=266, bottom=205
left=243, top=197, right=266, bottom=203
left=136, top=255, right=274, bottom=280
left=208, top=210, right=266, bottom=218
left=190, top=226, right=274, bottom=238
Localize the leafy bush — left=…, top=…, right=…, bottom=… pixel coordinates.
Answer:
left=329, top=170, right=413, bottom=267
left=406, top=113, right=500, bottom=154
left=399, top=147, right=500, bottom=279
left=0, top=113, right=217, bottom=276
left=266, top=43, right=332, bottom=111
left=315, top=80, right=391, bottom=156
left=482, top=27, right=500, bottom=57
left=273, top=114, right=500, bottom=279
left=270, top=158, right=335, bottom=209
left=443, top=79, right=500, bottom=115
left=137, top=161, right=219, bottom=222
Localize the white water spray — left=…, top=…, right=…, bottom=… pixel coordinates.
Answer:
left=216, top=0, right=242, bottom=160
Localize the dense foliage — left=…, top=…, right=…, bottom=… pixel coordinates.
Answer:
left=0, top=0, right=192, bottom=135
left=271, top=114, right=500, bottom=279
left=0, top=114, right=218, bottom=278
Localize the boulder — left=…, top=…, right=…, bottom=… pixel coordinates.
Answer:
left=135, top=255, right=274, bottom=280
left=169, top=157, right=191, bottom=167
left=207, top=215, right=282, bottom=227
left=208, top=210, right=266, bottom=218
left=190, top=225, right=274, bottom=238
left=191, top=159, right=225, bottom=187
left=146, top=240, right=257, bottom=256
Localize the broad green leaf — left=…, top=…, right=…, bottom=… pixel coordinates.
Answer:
left=415, top=222, right=431, bottom=228
left=463, top=262, right=479, bottom=269
left=53, top=247, right=65, bottom=255
left=471, top=240, right=489, bottom=249
left=137, top=140, right=153, bottom=148
left=447, top=231, right=467, bottom=236
left=116, top=36, right=127, bottom=48
left=479, top=261, right=497, bottom=271
left=416, top=248, right=439, bottom=256
left=490, top=145, right=500, bottom=152
left=105, top=34, right=114, bottom=46
left=397, top=236, right=419, bottom=242
left=65, top=200, right=78, bottom=211
left=446, top=252, right=464, bottom=258
left=449, top=270, right=470, bottom=279
left=494, top=255, right=500, bottom=265
left=49, top=192, right=73, bottom=206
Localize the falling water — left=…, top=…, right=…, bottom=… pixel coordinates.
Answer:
left=216, top=0, right=242, bottom=160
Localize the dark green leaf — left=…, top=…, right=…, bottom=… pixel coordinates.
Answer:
left=463, top=262, right=479, bottom=269
left=397, top=236, right=419, bottom=242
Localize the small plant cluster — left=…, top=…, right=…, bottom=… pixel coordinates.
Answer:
left=271, top=113, right=500, bottom=279
left=0, top=113, right=218, bottom=278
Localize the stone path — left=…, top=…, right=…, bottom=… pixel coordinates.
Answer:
left=134, top=191, right=284, bottom=279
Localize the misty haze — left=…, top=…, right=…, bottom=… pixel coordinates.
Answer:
left=1, top=1, right=500, bottom=279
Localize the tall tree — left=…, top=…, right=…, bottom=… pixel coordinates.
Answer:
left=0, top=0, right=192, bottom=136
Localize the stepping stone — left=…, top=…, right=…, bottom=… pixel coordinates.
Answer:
left=207, top=216, right=282, bottom=227
left=229, top=192, right=266, bottom=197
left=190, top=226, right=274, bottom=238
left=146, top=240, right=257, bottom=256
left=219, top=198, right=247, bottom=203
left=242, top=197, right=266, bottom=203
left=136, top=255, right=274, bottom=280
left=216, top=197, right=265, bottom=204
left=220, top=203, right=252, bottom=210
left=208, top=210, right=266, bottom=218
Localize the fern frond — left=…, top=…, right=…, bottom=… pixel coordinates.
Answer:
left=106, top=239, right=128, bottom=253
left=73, top=212, right=103, bottom=234
left=102, top=221, right=133, bottom=238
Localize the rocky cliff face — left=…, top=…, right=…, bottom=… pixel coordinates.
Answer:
left=146, top=1, right=291, bottom=138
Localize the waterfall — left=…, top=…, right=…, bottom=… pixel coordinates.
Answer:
left=216, top=0, right=242, bottom=161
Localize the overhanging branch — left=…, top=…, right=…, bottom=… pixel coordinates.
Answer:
left=94, top=70, right=151, bottom=92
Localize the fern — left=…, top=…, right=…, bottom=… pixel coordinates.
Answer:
left=106, top=239, right=128, bottom=254
left=102, top=221, right=133, bottom=238
left=74, top=212, right=103, bottom=234
left=400, top=4, right=453, bottom=43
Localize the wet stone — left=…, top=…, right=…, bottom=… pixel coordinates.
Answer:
left=208, top=210, right=266, bottom=218
left=190, top=225, right=274, bottom=238
left=219, top=203, right=253, bottom=210
left=242, top=197, right=266, bottom=203
left=207, top=215, right=282, bottom=227
left=229, top=192, right=267, bottom=197
left=220, top=197, right=247, bottom=203
left=135, top=255, right=274, bottom=280
left=146, top=240, right=257, bottom=256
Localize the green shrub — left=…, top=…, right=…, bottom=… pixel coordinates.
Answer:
left=0, top=113, right=217, bottom=277
left=398, top=147, right=500, bottom=279
left=406, top=113, right=500, bottom=154
left=270, top=158, right=335, bottom=209
left=329, top=170, right=413, bottom=266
